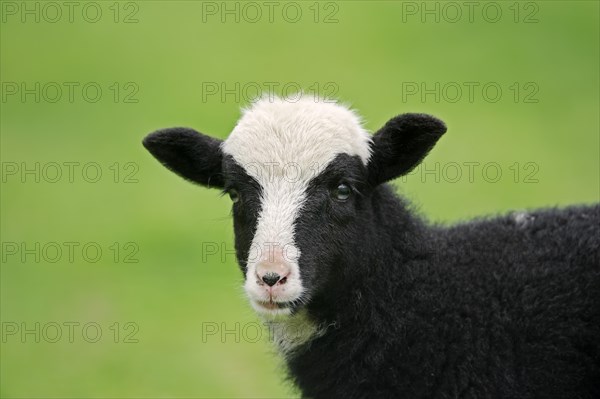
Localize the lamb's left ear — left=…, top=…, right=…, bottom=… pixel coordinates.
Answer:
left=142, top=127, right=224, bottom=188
left=367, top=113, right=447, bottom=186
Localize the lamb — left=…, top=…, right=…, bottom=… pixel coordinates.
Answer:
left=143, top=97, right=600, bottom=399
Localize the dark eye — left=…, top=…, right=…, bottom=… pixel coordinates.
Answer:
left=332, top=183, right=352, bottom=201
left=228, top=189, right=240, bottom=203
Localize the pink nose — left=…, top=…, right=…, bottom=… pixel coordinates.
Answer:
left=255, top=246, right=291, bottom=287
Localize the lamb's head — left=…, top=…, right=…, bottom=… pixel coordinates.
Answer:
left=143, top=97, right=446, bottom=317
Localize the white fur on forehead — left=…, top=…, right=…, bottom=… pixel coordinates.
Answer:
left=221, top=97, right=372, bottom=171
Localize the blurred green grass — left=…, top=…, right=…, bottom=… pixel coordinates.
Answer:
left=1, top=1, right=598, bottom=398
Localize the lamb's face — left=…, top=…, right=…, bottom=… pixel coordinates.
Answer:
left=143, top=97, right=446, bottom=319
left=220, top=99, right=372, bottom=316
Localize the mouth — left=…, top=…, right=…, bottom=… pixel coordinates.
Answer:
left=252, top=299, right=296, bottom=315
left=256, top=299, right=293, bottom=310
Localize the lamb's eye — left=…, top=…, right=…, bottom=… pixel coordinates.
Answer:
left=228, top=189, right=240, bottom=203
left=333, top=183, right=351, bottom=201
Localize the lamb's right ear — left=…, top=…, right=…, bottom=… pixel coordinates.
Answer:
left=142, top=127, right=224, bottom=188
left=367, top=113, right=447, bottom=186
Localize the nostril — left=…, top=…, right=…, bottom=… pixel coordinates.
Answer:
left=262, top=272, right=280, bottom=287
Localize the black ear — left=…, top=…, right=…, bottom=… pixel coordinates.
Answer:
left=142, top=127, right=224, bottom=188
left=368, top=113, right=447, bottom=186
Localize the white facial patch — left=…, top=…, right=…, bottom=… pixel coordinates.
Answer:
left=221, top=96, right=372, bottom=318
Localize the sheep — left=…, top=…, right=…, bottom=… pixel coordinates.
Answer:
left=143, top=96, right=600, bottom=399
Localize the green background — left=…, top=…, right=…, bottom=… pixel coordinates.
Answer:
left=1, top=1, right=598, bottom=398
